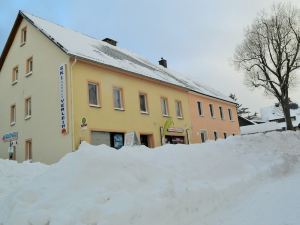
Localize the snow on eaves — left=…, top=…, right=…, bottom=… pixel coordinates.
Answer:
left=21, top=11, right=234, bottom=103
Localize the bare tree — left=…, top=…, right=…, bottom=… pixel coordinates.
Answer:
left=234, top=3, right=300, bottom=130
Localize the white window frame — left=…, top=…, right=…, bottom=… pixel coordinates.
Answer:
left=209, top=104, right=214, bottom=118
left=21, top=27, right=27, bottom=46
left=139, top=93, right=148, bottom=113
left=197, top=101, right=203, bottom=116
left=113, top=87, right=124, bottom=110
left=228, top=108, right=233, bottom=121
left=88, top=82, right=100, bottom=107
left=161, top=97, right=169, bottom=116
left=219, top=106, right=224, bottom=120
left=12, top=66, right=19, bottom=85
left=175, top=100, right=183, bottom=118
left=10, top=104, right=16, bottom=126
left=26, top=57, right=33, bottom=77
left=25, top=97, right=32, bottom=119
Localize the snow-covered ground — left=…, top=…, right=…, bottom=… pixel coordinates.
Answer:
left=0, top=131, right=300, bottom=225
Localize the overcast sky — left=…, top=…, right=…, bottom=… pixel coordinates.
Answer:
left=1, top=0, right=300, bottom=114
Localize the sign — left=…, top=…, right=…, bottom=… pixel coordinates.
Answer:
left=124, top=131, right=140, bottom=146
left=2, top=132, right=18, bottom=142
left=162, top=118, right=174, bottom=136
left=59, top=64, right=68, bottom=134
left=167, top=127, right=184, bottom=133
left=80, top=117, right=88, bottom=130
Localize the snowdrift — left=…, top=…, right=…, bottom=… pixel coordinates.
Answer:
left=0, top=131, right=300, bottom=225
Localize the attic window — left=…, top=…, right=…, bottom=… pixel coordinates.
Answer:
left=21, top=27, right=27, bottom=46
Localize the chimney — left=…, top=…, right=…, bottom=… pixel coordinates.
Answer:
left=159, top=57, right=167, bottom=68
left=102, top=38, right=117, bottom=46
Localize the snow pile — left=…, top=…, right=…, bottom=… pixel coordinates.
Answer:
left=0, top=131, right=300, bottom=225
left=0, top=160, right=48, bottom=202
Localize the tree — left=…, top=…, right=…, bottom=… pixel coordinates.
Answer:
left=229, top=93, right=250, bottom=116
left=234, top=3, right=300, bottom=130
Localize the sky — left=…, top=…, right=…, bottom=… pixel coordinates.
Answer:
left=1, top=0, right=300, bottom=114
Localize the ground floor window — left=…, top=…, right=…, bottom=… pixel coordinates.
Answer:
left=165, top=135, right=185, bottom=144
left=91, top=131, right=124, bottom=149
left=25, top=139, right=32, bottom=161
left=200, top=130, right=207, bottom=143
left=214, top=131, right=218, bottom=141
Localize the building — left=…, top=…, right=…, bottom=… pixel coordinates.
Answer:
left=0, top=11, right=240, bottom=164
left=241, top=103, right=300, bottom=135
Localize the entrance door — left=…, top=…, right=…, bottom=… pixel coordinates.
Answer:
left=140, top=135, right=149, bottom=147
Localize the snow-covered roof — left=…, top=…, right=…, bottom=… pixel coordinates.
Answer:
left=260, top=105, right=300, bottom=122
left=20, top=11, right=234, bottom=103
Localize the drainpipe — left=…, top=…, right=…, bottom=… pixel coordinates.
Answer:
left=70, top=57, right=77, bottom=151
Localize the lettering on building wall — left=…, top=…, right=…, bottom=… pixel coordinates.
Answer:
left=59, top=64, right=68, bottom=134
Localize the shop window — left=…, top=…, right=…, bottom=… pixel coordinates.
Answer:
left=219, top=106, right=224, bottom=120
left=113, top=87, right=124, bottom=110
left=88, top=82, right=100, bottom=106
left=175, top=100, right=183, bottom=118
left=197, top=101, right=203, bottom=116
left=12, top=66, right=19, bottom=84
left=139, top=93, right=148, bottom=113
left=228, top=108, right=233, bottom=121
left=10, top=104, right=16, bottom=126
left=25, top=97, right=32, bottom=119
left=161, top=97, right=169, bottom=116
left=25, top=139, right=32, bottom=161
left=21, top=27, right=27, bottom=45
left=209, top=104, right=214, bottom=118
left=26, top=57, right=33, bottom=76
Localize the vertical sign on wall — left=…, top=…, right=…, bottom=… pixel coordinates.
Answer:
left=59, top=64, right=68, bottom=134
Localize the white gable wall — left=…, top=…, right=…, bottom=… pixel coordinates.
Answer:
left=0, top=18, right=72, bottom=164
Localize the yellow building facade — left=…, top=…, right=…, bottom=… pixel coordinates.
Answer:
left=0, top=11, right=239, bottom=164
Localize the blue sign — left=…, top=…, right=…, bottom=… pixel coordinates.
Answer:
left=2, top=132, right=18, bottom=142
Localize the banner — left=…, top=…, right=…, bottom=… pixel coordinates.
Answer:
left=59, top=64, right=68, bottom=134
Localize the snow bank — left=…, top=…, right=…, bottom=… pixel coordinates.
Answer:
left=0, top=131, right=300, bottom=225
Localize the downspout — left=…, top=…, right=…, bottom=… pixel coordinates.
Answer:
left=70, top=57, right=77, bottom=151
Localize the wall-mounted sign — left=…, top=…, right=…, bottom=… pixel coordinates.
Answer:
left=59, top=64, right=68, bottom=134
left=2, top=132, right=18, bottom=142
left=167, top=127, right=184, bottom=133
left=80, top=117, right=88, bottom=130
left=124, top=131, right=140, bottom=146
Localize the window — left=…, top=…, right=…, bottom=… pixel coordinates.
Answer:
left=88, top=82, right=100, bottom=106
left=228, top=108, right=233, bottom=121
left=25, top=97, right=32, bottom=119
left=224, top=132, right=227, bottom=139
left=175, top=100, right=183, bottom=118
left=200, top=130, right=207, bottom=143
left=113, top=87, right=124, bottom=110
left=139, top=93, right=148, bottom=113
left=12, top=66, right=19, bottom=84
left=26, top=57, right=33, bottom=76
left=10, top=104, right=16, bottom=126
left=21, top=27, right=27, bottom=45
left=197, top=101, right=203, bottom=116
left=209, top=104, right=214, bottom=118
left=214, top=131, right=218, bottom=140
left=25, top=139, right=32, bottom=161
left=219, top=106, right=224, bottom=120
left=161, top=97, right=169, bottom=116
